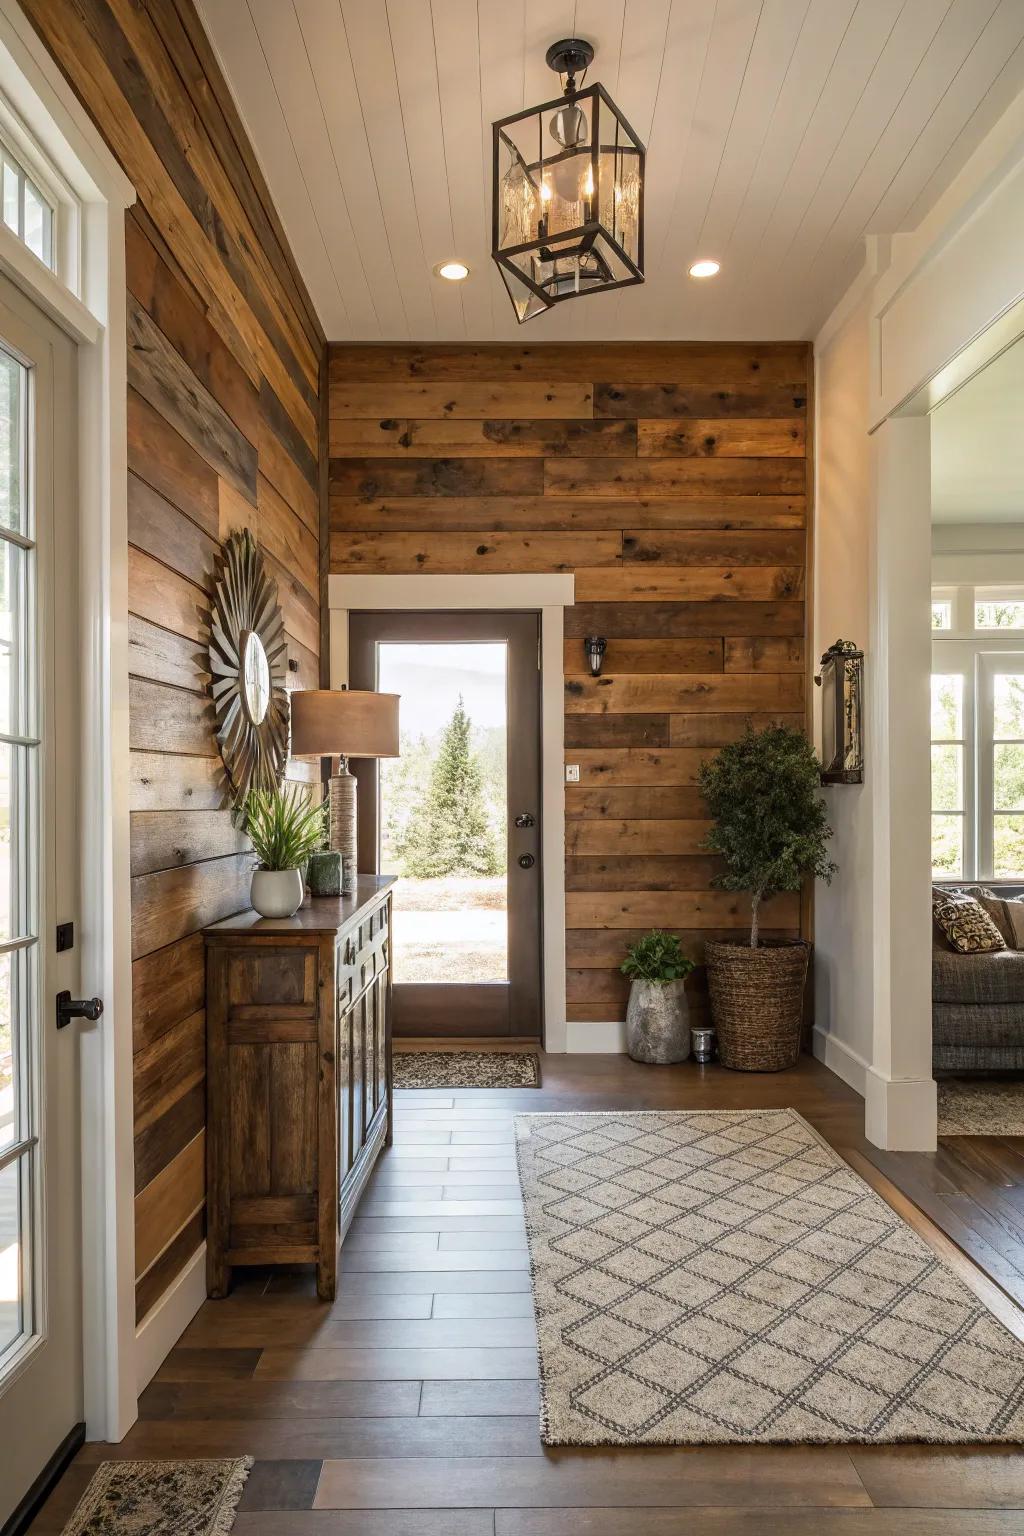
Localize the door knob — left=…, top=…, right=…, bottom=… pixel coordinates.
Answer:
left=56, top=991, right=103, bottom=1030
left=518, top=853, right=535, bottom=869
left=514, top=813, right=536, bottom=828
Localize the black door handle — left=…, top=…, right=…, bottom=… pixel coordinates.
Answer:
left=514, top=813, right=536, bottom=829
left=56, top=991, right=103, bottom=1030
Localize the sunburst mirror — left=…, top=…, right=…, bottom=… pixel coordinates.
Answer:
left=209, top=528, right=289, bottom=806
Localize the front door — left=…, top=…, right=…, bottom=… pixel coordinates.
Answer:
left=0, top=276, right=83, bottom=1525
left=349, top=611, right=541, bottom=1038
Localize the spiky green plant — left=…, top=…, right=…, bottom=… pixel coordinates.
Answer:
left=244, top=784, right=325, bottom=872
left=621, top=930, right=695, bottom=986
left=698, top=724, right=837, bottom=947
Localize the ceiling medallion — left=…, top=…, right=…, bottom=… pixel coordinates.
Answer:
left=492, top=38, right=645, bottom=323
left=209, top=528, right=289, bottom=808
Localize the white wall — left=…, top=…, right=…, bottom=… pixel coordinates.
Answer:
left=812, top=297, right=874, bottom=1093
left=813, top=86, right=1024, bottom=1149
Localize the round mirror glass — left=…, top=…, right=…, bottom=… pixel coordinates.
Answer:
left=241, top=629, right=271, bottom=725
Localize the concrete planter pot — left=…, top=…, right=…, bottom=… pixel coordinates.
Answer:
left=250, top=867, right=304, bottom=919
left=625, top=978, right=690, bottom=1064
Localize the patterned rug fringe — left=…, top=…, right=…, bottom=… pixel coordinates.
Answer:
left=394, top=1051, right=539, bottom=1090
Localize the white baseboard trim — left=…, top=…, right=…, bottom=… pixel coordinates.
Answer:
left=864, top=1068, right=937, bottom=1151
left=565, top=1019, right=626, bottom=1053
left=134, top=1241, right=207, bottom=1396
left=811, top=1025, right=869, bottom=1097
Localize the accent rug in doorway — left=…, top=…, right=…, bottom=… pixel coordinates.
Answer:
left=515, top=1109, right=1024, bottom=1446
left=60, top=1459, right=252, bottom=1536
left=937, top=1078, right=1024, bottom=1135
left=393, top=1050, right=540, bottom=1089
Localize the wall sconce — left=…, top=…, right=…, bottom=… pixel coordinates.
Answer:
left=815, top=638, right=864, bottom=784
left=584, top=636, right=606, bottom=677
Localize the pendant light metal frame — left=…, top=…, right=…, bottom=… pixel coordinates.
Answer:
left=491, top=41, right=645, bottom=323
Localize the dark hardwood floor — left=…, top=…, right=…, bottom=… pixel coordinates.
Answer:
left=28, top=1053, right=1024, bottom=1534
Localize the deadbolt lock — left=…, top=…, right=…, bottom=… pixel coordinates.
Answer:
left=518, top=853, right=535, bottom=869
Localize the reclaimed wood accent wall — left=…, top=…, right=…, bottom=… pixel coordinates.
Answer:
left=328, top=343, right=810, bottom=1031
left=23, top=0, right=325, bottom=1321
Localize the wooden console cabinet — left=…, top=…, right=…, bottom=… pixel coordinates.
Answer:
left=204, top=876, right=394, bottom=1300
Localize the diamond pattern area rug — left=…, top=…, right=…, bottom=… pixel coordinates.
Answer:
left=393, top=1051, right=539, bottom=1089
left=61, top=1459, right=252, bottom=1535
left=515, top=1110, right=1024, bottom=1446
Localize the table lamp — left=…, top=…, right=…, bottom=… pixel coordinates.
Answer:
left=289, top=688, right=400, bottom=893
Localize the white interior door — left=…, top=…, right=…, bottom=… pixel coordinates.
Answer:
left=0, top=273, right=82, bottom=1526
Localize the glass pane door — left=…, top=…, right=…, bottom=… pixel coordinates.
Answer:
left=377, top=642, right=508, bottom=985
left=0, top=341, right=39, bottom=1375
left=349, top=611, right=542, bottom=1039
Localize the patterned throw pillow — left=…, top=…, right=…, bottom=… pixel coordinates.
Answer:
left=932, top=888, right=1007, bottom=954
left=965, top=885, right=1024, bottom=949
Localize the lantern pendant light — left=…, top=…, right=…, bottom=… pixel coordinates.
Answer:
left=491, top=38, right=645, bottom=323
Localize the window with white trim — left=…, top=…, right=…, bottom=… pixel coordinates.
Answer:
left=0, top=97, right=79, bottom=292
left=0, top=141, right=52, bottom=269
left=931, top=584, right=1024, bottom=879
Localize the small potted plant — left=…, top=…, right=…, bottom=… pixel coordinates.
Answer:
left=244, top=784, right=325, bottom=919
left=620, top=930, right=695, bottom=1063
left=697, top=724, right=837, bottom=1071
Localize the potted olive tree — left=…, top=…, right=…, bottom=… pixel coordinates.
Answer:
left=620, top=931, right=695, bottom=1063
left=697, top=725, right=836, bottom=1071
left=245, top=784, right=325, bottom=918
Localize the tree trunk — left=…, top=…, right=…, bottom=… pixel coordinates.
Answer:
left=750, top=892, right=761, bottom=948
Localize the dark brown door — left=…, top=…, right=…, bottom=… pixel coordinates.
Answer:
left=349, top=611, right=541, bottom=1039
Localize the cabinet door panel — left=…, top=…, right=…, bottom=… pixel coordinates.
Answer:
left=351, top=992, right=365, bottom=1156
left=271, top=1041, right=318, bottom=1193
left=229, top=1043, right=271, bottom=1195
left=338, top=1003, right=353, bottom=1180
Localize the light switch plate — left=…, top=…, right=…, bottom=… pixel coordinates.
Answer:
left=565, top=764, right=580, bottom=784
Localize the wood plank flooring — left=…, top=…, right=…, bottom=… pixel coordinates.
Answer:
left=28, top=1054, right=1024, bottom=1533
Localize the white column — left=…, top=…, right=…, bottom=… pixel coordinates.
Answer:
left=864, top=415, right=937, bottom=1149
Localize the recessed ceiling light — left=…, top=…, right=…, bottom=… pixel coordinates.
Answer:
left=689, top=258, right=720, bottom=279
left=434, top=260, right=470, bottom=281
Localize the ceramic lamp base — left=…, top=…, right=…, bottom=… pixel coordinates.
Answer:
left=329, top=761, right=358, bottom=894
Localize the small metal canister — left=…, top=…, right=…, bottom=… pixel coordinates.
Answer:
left=691, top=1025, right=715, bottom=1064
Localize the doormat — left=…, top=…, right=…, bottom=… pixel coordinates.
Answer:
left=938, top=1078, right=1024, bottom=1135
left=515, top=1108, right=1024, bottom=1445
left=394, top=1050, right=540, bottom=1089
left=61, top=1458, right=252, bottom=1535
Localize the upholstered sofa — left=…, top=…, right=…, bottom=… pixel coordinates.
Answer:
left=933, top=882, right=1024, bottom=1073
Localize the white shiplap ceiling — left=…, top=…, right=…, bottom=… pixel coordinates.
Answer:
left=197, top=0, right=1024, bottom=342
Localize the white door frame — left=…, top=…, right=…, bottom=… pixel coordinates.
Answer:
left=328, top=572, right=571, bottom=1054
left=859, top=92, right=1024, bottom=1150
left=0, top=2, right=136, bottom=1440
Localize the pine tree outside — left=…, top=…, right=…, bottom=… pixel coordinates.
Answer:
left=377, top=643, right=508, bottom=983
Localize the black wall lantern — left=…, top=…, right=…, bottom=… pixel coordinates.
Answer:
left=584, top=636, right=607, bottom=677
left=815, top=639, right=864, bottom=785
left=492, top=39, right=645, bottom=323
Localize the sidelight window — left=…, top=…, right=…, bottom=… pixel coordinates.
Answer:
left=0, top=339, right=39, bottom=1375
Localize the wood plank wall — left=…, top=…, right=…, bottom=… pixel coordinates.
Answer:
left=328, top=343, right=811, bottom=1031
left=22, top=0, right=326, bottom=1321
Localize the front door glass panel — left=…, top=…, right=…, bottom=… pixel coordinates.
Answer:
left=376, top=642, right=508, bottom=985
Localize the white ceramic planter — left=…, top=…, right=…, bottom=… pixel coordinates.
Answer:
left=250, top=867, right=304, bottom=919
left=625, top=977, right=690, bottom=1064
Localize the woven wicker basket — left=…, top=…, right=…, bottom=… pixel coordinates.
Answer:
left=704, top=939, right=811, bottom=1072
